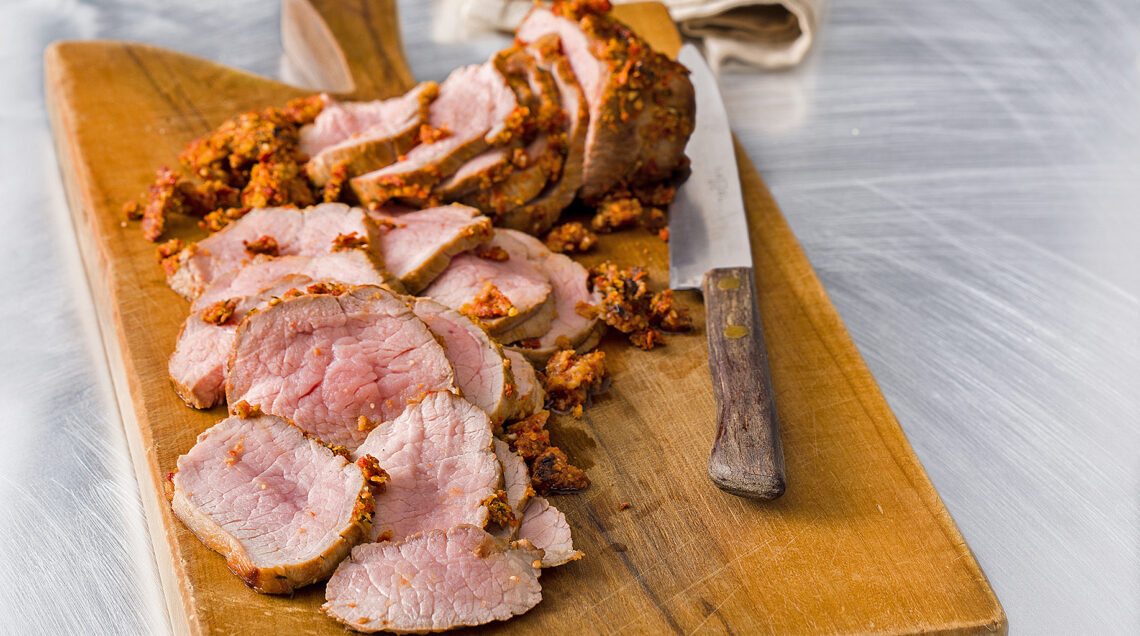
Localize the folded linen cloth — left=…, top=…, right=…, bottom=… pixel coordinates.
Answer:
left=458, top=0, right=825, bottom=69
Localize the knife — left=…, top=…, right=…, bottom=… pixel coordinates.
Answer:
left=670, top=44, right=785, bottom=501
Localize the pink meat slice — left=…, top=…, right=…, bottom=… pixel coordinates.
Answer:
left=351, top=64, right=521, bottom=206
left=351, top=392, right=500, bottom=541
left=301, top=83, right=438, bottom=185
left=226, top=285, right=456, bottom=451
left=422, top=231, right=553, bottom=338
left=517, top=496, right=582, bottom=568
left=368, top=204, right=493, bottom=293
left=167, top=203, right=385, bottom=300
left=170, top=412, right=372, bottom=594
left=504, top=349, right=545, bottom=420
left=411, top=299, right=513, bottom=426
left=499, top=229, right=603, bottom=364
left=170, top=275, right=311, bottom=409
left=323, top=525, right=543, bottom=633
left=192, top=250, right=389, bottom=312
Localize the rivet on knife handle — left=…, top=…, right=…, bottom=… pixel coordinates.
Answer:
left=701, top=266, right=785, bottom=500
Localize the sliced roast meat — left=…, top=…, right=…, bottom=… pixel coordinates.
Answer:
left=352, top=392, right=499, bottom=541
left=192, top=250, right=390, bottom=311
left=517, top=5, right=695, bottom=201
left=435, top=45, right=556, bottom=204
left=323, top=525, right=543, bottom=633
left=517, top=496, right=582, bottom=568
left=167, top=203, right=385, bottom=300
left=498, top=35, right=590, bottom=234
left=226, top=285, right=456, bottom=451
left=504, top=349, right=545, bottom=420
left=491, top=438, right=532, bottom=539
left=422, top=231, right=554, bottom=338
left=368, top=204, right=492, bottom=293
left=170, top=412, right=372, bottom=594
left=170, top=275, right=311, bottom=409
left=411, top=299, right=514, bottom=425
left=433, top=144, right=517, bottom=201
left=496, top=230, right=602, bottom=364
left=173, top=251, right=392, bottom=409
left=351, top=64, right=523, bottom=207
left=459, top=43, right=569, bottom=230
left=301, top=82, right=438, bottom=186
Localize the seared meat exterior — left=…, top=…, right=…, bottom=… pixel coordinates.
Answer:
left=352, top=391, right=500, bottom=542
left=497, top=230, right=603, bottom=364
left=301, top=83, right=438, bottom=186
left=368, top=204, right=493, bottom=293
left=517, top=496, right=582, bottom=568
left=226, top=285, right=456, bottom=451
left=323, top=525, right=543, bottom=633
left=167, top=203, right=386, bottom=300
left=517, top=3, right=695, bottom=202
left=422, top=230, right=554, bottom=339
left=351, top=64, right=522, bottom=207
left=411, top=299, right=514, bottom=426
left=169, top=412, right=373, bottom=594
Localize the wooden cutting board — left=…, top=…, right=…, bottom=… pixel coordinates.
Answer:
left=44, top=1, right=1006, bottom=634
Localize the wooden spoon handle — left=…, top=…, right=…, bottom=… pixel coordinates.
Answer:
left=701, top=267, right=786, bottom=500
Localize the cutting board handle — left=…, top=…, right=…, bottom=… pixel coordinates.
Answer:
left=281, top=0, right=416, bottom=100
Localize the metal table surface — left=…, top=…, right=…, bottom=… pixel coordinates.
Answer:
left=3, top=0, right=1137, bottom=633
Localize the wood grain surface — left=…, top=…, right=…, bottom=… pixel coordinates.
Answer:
left=43, top=1, right=1006, bottom=634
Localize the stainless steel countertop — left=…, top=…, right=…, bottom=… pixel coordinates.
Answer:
left=4, top=0, right=1137, bottom=633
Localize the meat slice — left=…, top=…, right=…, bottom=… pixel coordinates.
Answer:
left=170, top=275, right=310, bottom=409
left=433, top=145, right=516, bottom=201
left=167, top=203, right=385, bottom=300
left=411, top=299, right=514, bottom=426
left=517, top=496, right=582, bottom=568
left=491, top=438, right=532, bottom=539
left=493, top=230, right=602, bottom=363
left=458, top=43, right=569, bottom=232
left=352, top=392, right=500, bottom=541
left=226, top=285, right=456, bottom=451
left=499, top=35, right=590, bottom=234
left=192, top=250, right=390, bottom=311
left=422, top=231, right=554, bottom=339
left=301, top=82, right=438, bottom=186
left=434, top=46, right=553, bottom=203
left=170, top=412, right=372, bottom=594
left=505, top=349, right=545, bottom=420
left=323, top=525, right=543, bottom=633
left=351, top=64, right=523, bottom=207
left=368, top=204, right=493, bottom=293
left=517, top=5, right=695, bottom=201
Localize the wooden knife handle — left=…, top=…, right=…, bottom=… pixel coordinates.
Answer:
left=701, top=267, right=786, bottom=500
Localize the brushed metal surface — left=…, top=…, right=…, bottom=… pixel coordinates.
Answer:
left=669, top=44, right=753, bottom=290
left=4, top=0, right=1138, bottom=633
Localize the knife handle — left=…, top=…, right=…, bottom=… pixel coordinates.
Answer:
left=701, top=267, right=786, bottom=500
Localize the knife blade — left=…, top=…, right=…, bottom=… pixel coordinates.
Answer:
left=670, top=44, right=785, bottom=501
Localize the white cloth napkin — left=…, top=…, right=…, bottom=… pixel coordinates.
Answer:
left=457, top=0, right=826, bottom=69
